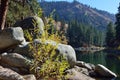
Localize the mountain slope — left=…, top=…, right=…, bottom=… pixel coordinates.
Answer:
left=40, top=1, right=115, bottom=30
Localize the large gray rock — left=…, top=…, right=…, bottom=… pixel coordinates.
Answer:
left=14, top=39, right=76, bottom=67
left=0, top=66, right=25, bottom=80
left=57, top=43, right=76, bottom=66
left=14, top=16, right=44, bottom=38
left=0, top=53, right=31, bottom=68
left=95, top=64, right=117, bottom=78
left=0, top=27, right=25, bottom=50
left=34, top=39, right=77, bottom=66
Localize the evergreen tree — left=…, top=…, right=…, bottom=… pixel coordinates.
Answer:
left=106, top=22, right=115, bottom=47
left=67, top=20, right=105, bottom=47
left=115, top=3, right=120, bottom=41
left=6, top=0, right=41, bottom=27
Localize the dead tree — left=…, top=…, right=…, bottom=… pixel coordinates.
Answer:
left=0, top=0, right=9, bottom=30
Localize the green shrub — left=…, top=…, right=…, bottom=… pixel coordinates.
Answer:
left=24, top=13, right=69, bottom=79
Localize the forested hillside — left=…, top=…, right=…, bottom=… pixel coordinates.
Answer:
left=40, top=1, right=115, bottom=30
left=39, top=1, right=115, bottom=47
left=0, top=0, right=114, bottom=47
left=67, top=21, right=105, bottom=47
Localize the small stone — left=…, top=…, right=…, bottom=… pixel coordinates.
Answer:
left=23, top=74, right=36, bottom=80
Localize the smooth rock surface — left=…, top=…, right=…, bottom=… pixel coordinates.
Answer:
left=0, top=62, right=29, bottom=75
left=0, top=27, right=25, bottom=50
left=57, top=43, right=76, bottom=66
left=0, top=53, right=31, bottom=68
left=76, top=61, right=95, bottom=70
left=14, top=16, right=44, bottom=38
left=95, top=64, right=117, bottom=78
left=23, top=74, right=36, bottom=80
left=0, top=66, right=25, bottom=80
left=66, top=68, right=95, bottom=80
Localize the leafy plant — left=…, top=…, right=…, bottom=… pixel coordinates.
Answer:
left=24, top=11, right=69, bottom=79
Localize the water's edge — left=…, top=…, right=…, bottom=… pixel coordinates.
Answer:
left=76, top=50, right=120, bottom=80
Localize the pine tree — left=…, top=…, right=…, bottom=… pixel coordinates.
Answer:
left=106, top=22, right=115, bottom=47
left=67, top=20, right=106, bottom=47
left=115, top=3, right=120, bottom=41
left=6, top=0, right=41, bottom=27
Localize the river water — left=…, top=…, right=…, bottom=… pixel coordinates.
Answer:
left=76, top=51, right=120, bottom=80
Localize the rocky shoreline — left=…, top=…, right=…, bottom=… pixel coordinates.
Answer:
left=0, top=16, right=117, bottom=80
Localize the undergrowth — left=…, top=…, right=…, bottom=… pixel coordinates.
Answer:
left=24, top=9, right=69, bottom=80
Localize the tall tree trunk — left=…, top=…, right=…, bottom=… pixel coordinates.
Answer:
left=0, top=0, right=9, bottom=30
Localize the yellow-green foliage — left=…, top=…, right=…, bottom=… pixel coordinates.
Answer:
left=43, top=11, right=68, bottom=44
left=117, top=46, right=120, bottom=50
left=24, top=11, right=69, bottom=79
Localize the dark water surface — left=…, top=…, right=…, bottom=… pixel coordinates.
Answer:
left=76, top=51, right=120, bottom=80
